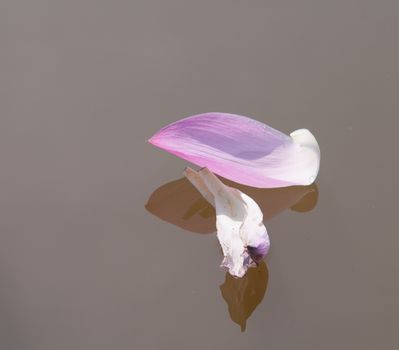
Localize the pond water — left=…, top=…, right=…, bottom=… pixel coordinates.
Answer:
left=1, top=1, right=398, bottom=349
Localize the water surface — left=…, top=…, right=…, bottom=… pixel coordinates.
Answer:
left=1, top=1, right=398, bottom=349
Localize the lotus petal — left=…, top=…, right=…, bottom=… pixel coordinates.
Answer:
left=184, top=167, right=270, bottom=277
left=149, top=113, right=320, bottom=188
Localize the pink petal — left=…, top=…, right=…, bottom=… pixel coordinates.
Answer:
left=149, top=113, right=320, bottom=188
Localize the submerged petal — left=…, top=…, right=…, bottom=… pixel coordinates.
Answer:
left=184, top=167, right=270, bottom=278
left=149, top=113, right=320, bottom=188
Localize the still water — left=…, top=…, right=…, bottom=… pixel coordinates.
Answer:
left=1, top=1, right=398, bottom=349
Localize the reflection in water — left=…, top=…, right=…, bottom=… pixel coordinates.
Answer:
left=145, top=175, right=318, bottom=330
left=146, top=176, right=318, bottom=233
left=220, top=261, right=268, bottom=332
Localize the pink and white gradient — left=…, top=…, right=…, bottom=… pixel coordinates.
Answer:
left=149, top=113, right=320, bottom=188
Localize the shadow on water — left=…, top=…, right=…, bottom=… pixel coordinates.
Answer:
left=146, top=176, right=318, bottom=234
left=145, top=176, right=319, bottom=330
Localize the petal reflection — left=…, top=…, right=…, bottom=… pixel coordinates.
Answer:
left=220, top=261, right=268, bottom=331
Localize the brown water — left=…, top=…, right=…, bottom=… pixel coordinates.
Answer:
left=1, top=1, right=398, bottom=349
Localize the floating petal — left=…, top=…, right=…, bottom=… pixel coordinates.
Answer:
left=149, top=113, right=320, bottom=188
left=184, top=167, right=270, bottom=277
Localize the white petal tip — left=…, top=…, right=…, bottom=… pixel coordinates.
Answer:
left=290, top=128, right=320, bottom=156
left=290, top=129, right=320, bottom=185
